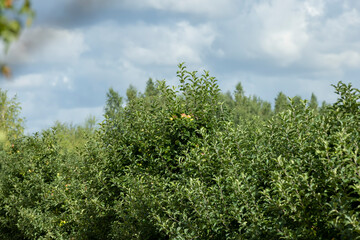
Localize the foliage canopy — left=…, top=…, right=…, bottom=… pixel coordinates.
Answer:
left=0, top=64, right=359, bottom=239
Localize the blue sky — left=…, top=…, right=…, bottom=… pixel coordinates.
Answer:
left=1, top=0, right=360, bottom=133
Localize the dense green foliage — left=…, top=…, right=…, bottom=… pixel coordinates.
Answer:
left=0, top=64, right=359, bottom=239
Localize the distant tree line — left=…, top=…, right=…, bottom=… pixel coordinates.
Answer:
left=106, top=77, right=329, bottom=126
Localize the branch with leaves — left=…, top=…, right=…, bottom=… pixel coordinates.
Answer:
left=0, top=0, right=34, bottom=77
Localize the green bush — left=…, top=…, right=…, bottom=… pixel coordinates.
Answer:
left=0, top=64, right=359, bottom=239
left=0, top=128, right=111, bottom=239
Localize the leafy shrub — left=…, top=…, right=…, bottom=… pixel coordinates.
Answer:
left=0, top=64, right=359, bottom=240
left=0, top=127, right=111, bottom=239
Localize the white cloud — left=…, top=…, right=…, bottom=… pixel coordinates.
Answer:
left=122, top=0, right=235, bottom=17
left=314, top=51, right=360, bottom=70
left=216, top=0, right=360, bottom=78
left=9, top=74, right=47, bottom=88
left=3, top=27, right=88, bottom=65
left=253, top=0, right=310, bottom=65
left=304, top=0, right=324, bottom=17
left=84, top=21, right=216, bottom=66
left=310, top=8, right=360, bottom=49
left=300, top=7, right=360, bottom=74
left=2, top=71, right=79, bottom=132
left=4, top=72, right=74, bottom=91
left=122, top=21, right=215, bottom=65
left=216, top=0, right=313, bottom=66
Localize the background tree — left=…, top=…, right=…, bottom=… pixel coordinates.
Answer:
left=319, top=100, right=331, bottom=115
left=261, top=101, right=272, bottom=117
left=220, top=91, right=235, bottom=111
left=144, top=78, right=159, bottom=98
left=228, top=82, right=273, bottom=124
left=104, top=87, right=123, bottom=120
left=292, top=95, right=302, bottom=107
left=234, top=82, right=244, bottom=104
left=126, top=84, right=137, bottom=103
left=274, top=91, right=289, bottom=114
left=50, top=116, right=97, bottom=153
left=308, top=93, right=318, bottom=112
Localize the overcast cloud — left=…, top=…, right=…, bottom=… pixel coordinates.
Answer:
left=0, top=0, right=359, bottom=133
